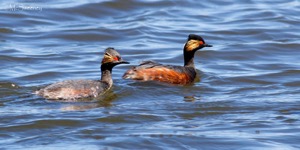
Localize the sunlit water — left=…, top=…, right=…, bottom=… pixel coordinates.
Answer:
left=1, top=0, right=300, bottom=149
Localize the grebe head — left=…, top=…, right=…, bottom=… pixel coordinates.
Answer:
left=184, top=34, right=212, bottom=52
left=101, top=47, right=129, bottom=66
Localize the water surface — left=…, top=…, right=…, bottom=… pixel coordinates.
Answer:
left=1, top=0, right=300, bottom=149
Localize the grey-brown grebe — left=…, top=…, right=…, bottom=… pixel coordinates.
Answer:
left=36, top=48, right=129, bottom=100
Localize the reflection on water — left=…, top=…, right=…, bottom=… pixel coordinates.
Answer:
left=1, top=0, right=300, bottom=149
left=183, top=95, right=201, bottom=102
left=60, top=102, right=106, bottom=111
left=60, top=91, right=117, bottom=111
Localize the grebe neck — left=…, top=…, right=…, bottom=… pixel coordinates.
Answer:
left=100, top=64, right=113, bottom=87
left=183, top=50, right=196, bottom=68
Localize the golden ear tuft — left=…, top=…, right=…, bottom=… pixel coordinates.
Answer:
left=185, top=39, right=200, bottom=51
left=102, top=53, right=114, bottom=64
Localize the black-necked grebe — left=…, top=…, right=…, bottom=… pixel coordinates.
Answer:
left=36, top=47, right=129, bottom=100
left=122, top=34, right=212, bottom=85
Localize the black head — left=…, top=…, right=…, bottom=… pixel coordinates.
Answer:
left=101, top=47, right=129, bottom=66
left=184, top=34, right=212, bottom=52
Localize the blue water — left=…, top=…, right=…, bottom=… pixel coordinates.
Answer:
left=1, top=0, right=300, bottom=149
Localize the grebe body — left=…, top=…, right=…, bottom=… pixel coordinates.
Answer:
left=123, top=34, right=212, bottom=85
left=36, top=48, right=128, bottom=100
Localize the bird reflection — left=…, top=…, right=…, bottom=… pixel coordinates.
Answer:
left=183, top=95, right=201, bottom=102
left=60, top=91, right=117, bottom=111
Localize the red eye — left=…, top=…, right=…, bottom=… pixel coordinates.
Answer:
left=114, top=57, right=119, bottom=61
